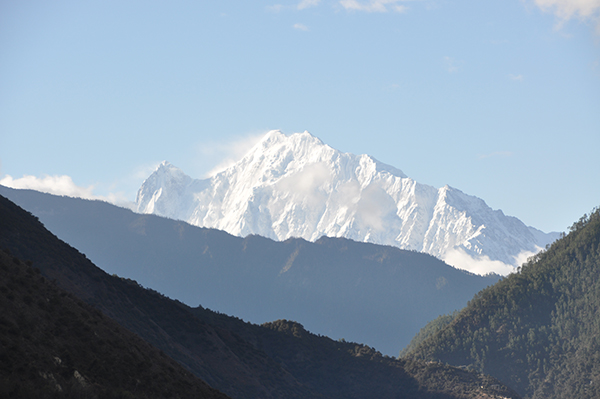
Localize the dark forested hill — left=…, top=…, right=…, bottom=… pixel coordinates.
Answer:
left=405, top=207, right=600, bottom=398
left=0, top=249, right=229, bottom=399
left=400, top=311, right=459, bottom=357
left=0, top=193, right=519, bottom=399
left=0, top=186, right=500, bottom=355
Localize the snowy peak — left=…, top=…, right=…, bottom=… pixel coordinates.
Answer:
left=227, top=130, right=406, bottom=184
left=256, top=130, right=325, bottom=153
left=135, top=131, right=559, bottom=275
left=154, top=161, right=191, bottom=183
left=135, top=161, right=193, bottom=217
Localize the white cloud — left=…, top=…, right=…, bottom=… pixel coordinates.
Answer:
left=513, top=248, right=542, bottom=268
left=509, top=74, right=525, bottom=81
left=101, top=193, right=136, bottom=210
left=355, top=182, right=397, bottom=232
left=340, top=0, right=409, bottom=13
left=266, top=4, right=285, bottom=13
left=294, top=23, right=310, bottom=31
left=298, top=0, right=321, bottom=10
left=443, top=246, right=543, bottom=276
left=477, top=151, right=514, bottom=160
left=443, top=247, right=516, bottom=276
left=266, top=1, right=321, bottom=12
left=533, top=0, right=600, bottom=33
left=534, top=0, right=600, bottom=19
left=1, top=174, right=97, bottom=198
left=276, top=162, right=331, bottom=209
left=131, top=162, right=164, bottom=181
left=198, top=132, right=267, bottom=178
left=443, top=56, right=463, bottom=73
left=0, top=174, right=135, bottom=209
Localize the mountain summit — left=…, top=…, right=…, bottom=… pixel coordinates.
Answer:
left=136, top=130, right=557, bottom=274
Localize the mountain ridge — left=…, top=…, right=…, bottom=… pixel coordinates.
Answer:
left=0, top=185, right=500, bottom=355
left=0, top=193, right=521, bottom=399
left=136, top=130, right=558, bottom=274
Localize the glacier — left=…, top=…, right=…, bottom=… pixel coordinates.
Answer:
left=136, top=130, right=559, bottom=275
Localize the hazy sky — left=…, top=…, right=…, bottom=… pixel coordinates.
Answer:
left=1, top=0, right=599, bottom=233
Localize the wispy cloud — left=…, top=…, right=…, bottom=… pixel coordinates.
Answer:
left=294, top=23, right=310, bottom=31
left=267, top=0, right=321, bottom=13
left=298, top=0, right=321, bottom=10
left=444, top=247, right=516, bottom=276
left=0, top=174, right=134, bottom=208
left=130, top=162, right=164, bottom=181
left=509, top=73, right=524, bottom=81
left=266, top=4, right=285, bottom=13
left=532, top=0, right=600, bottom=33
left=339, top=0, right=409, bottom=13
left=0, top=174, right=96, bottom=198
left=270, top=0, right=414, bottom=14
left=478, top=151, right=514, bottom=160
left=276, top=162, right=330, bottom=209
left=197, top=132, right=267, bottom=178
left=443, top=56, right=463, bottom=73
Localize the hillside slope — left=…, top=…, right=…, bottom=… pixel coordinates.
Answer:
left=405, top=207, right=600, bottom=398
left=0, top=194, right=520, bottom=399
left=0, top=185, right=500, bottom=355
left=0, top=249, right=229, bottom=399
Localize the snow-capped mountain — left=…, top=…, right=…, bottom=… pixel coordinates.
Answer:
left=136, top=130, right=558, bottom=274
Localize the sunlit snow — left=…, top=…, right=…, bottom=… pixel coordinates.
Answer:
left=136, top=130, right=559, bottom=275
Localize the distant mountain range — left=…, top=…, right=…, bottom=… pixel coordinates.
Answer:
left=0, top=186, right=500, bottom=355
left=136, top=130, right=559, bottom=274
left=0, top=193, right=521, bottom=399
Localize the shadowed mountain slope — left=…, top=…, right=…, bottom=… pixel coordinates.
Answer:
left=0, top=249, right=229, bottom=399
left=0, top=194, right=520, bottom=399
left=404, top=207, right=600, bottom=398
left=0, top=186, right=500, bottom=355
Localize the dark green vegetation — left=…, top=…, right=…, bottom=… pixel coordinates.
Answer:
left=0, top=193, right=520, bottom=398
left=0, top=186, right=500, bottom=355
left=0, top=249, right=229, bottom=399
left=400, top=311, right=459, bottom=357
left=405, top=207, right=600, bottom=399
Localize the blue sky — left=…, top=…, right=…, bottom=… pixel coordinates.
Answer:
left=1, top=0, right=599, bottom=233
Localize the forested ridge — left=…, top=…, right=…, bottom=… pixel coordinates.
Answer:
left=400, top=311, right=459, bottom=357
left=0, top=249, right=230, bottom=399
left=405, top=207, right=600, bottom=398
